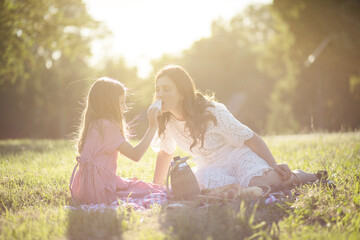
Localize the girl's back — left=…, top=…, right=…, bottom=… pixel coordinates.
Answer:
left=80, top=119, right=125, bottom=174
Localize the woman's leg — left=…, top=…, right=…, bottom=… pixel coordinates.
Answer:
left=292, top=169, right=318, bottom=183
left=248, top=169, right=283, bottom=187
left=248, top=169, right=318, bottom=187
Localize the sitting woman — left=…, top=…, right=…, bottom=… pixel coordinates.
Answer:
left=151, top=64, right=318, bottom=190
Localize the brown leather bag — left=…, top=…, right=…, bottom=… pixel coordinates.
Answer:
left=166, top=156, right=201, bottom=201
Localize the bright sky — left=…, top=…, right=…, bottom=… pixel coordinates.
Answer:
left=84, top=0, right=272, bottom=78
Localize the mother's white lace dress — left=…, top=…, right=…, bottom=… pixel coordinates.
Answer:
left=151, top=102, right=272, bottom=189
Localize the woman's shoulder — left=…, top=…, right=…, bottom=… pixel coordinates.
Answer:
left=205, top=101, right=228, bottom=114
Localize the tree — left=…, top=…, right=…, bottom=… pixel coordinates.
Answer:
left=179, top=5, right=277, bottom=133
left=272, top=0, right=360, bottom=131
left=0, top=0, right=107, bottom=138
left=254, top=7, right=300, bottom=133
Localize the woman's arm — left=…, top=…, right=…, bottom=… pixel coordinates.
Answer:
left=244, top=132, right=277, bottom=166
left=153, top=150, right=173, bottom=185
left=245, top=132, right=292, bottom=180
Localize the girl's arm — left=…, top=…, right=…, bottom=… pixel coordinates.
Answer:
left=118, top=127, right=157, bottom=162
left=118, top=108, right=159, bottom=162
left=245, top=132, right=292, bottom=180
left=153, top=150, right=173, bottom=185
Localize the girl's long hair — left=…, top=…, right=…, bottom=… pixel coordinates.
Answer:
left=156, top=65, right=217, bottom=151
left=76, top=77, right=127, bottom=153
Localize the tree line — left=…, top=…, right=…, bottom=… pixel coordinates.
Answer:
left=1, top=0, right=359, bottom=139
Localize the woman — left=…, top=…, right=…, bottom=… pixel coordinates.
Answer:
left=151, top=65, right=317, bottom=189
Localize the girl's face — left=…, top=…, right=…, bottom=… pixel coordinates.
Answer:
left=119, top=94, right=126, bottom=115
left=156, top=76, right=182, bottom=114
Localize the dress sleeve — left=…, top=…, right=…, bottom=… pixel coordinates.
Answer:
left=151, top=130, right=177, bottom=154
left=209, top=103, right=253, bottom=146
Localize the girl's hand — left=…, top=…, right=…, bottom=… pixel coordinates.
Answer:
left=271, top=164, right=292, bottom=181
left=147, top=107, right=161, bottom=128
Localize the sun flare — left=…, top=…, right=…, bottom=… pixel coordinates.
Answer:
left=84, top=0, right=272, bottom=78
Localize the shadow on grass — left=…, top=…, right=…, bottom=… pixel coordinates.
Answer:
left=66, top=208, right=125, bottom=240
left=160, top=200, right=287, bottom=240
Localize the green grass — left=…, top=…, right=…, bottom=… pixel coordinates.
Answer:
left=0, top=132, right=359, bottom=239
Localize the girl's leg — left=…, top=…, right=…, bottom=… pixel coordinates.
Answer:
left=248, top=169, right=317, bottom=187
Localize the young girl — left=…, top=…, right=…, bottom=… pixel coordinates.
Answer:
left=69, top=77, right=164, bottom=205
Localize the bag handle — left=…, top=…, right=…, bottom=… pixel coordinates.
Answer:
left=166, top=164, right=174, bottom=196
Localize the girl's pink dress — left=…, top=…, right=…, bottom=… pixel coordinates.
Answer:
left=69, top=119, right=165, bottom=205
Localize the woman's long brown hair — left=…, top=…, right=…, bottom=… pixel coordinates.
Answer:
left=76, top=77, right=126, bottom=153
left=156, top=65, right=217, bottom=151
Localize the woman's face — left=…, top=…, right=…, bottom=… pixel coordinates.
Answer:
left=156, top=76, right=182, bottom=114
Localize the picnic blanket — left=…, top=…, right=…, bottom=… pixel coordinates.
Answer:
left=65, top=185, right=289, bottom=212
left=66, top=192, right=169, bottom=212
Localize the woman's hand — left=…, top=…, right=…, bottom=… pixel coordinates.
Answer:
left=271, top=164, right=292, bottom=181
left=147, top=108, right=161, bottom=128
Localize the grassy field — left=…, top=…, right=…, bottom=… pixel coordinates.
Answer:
left=0, top=132, right=359, bottom=239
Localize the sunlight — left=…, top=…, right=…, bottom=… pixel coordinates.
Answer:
left=84, top=0, right=272, bottom=78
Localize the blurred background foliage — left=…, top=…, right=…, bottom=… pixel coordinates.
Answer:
left=0, top=0, right=359, bottom=139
